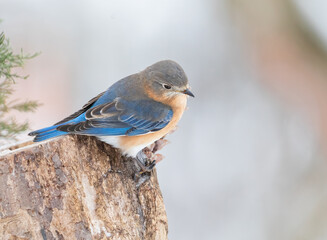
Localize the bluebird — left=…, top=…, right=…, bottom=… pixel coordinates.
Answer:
left=29, top=60, right=194, bottom=171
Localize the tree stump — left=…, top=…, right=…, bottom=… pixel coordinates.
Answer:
left=0, top=135, right=168, bottom=240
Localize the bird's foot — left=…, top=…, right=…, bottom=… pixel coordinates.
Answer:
left=147, top=138, right=169, bottom=155
left=134, top=137, right=169, bottom=174
left=135, top=151, right=156, bottom=174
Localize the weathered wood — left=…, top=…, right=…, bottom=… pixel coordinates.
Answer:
left=0, top=135, right=168, bottom=240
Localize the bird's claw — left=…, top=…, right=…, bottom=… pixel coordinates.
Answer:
left=141, top=159, right=156, bottom=174
left=135, top=151, right=156, bottom=174
left=134, top=137, right=168, bottom=174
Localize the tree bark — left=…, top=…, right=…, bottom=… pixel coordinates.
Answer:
left=0, top=135, right=168, bottom=240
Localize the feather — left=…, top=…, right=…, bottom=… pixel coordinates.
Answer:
left=53, top=97, right=173, bottom=138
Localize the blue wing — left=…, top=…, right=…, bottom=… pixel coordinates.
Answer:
left=53, top=98, right=173, bottom=137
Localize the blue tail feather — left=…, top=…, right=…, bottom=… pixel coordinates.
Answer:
left=29, top=124, right=68, bottom=142
left=33, top=129, right=67, bottom=142
left=28, top=125, right=58, bottom=136
left=29, top=118, right=79, bottom=142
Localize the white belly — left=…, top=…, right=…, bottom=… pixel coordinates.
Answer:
left=97, top=136, right=150, bottom=157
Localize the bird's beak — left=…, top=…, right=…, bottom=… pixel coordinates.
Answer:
left=183, top=88, right=195, bottom=97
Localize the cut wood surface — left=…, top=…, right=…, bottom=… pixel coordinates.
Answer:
left=0, top=135, right=168, bottom=240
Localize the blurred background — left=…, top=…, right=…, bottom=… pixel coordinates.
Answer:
left=2, top=0, right=327, bottom=239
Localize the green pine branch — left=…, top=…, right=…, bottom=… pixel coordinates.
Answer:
left=0, top=31, right=40, bottom=140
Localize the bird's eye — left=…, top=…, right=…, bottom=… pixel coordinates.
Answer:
left=163, top=84, right=172, bottom=90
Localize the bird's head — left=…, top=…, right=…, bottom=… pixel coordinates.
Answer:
left=143, top=60, right=194, bottom=101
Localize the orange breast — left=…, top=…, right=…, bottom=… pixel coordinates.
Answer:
left=119, top=94, right=187, bottom=151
